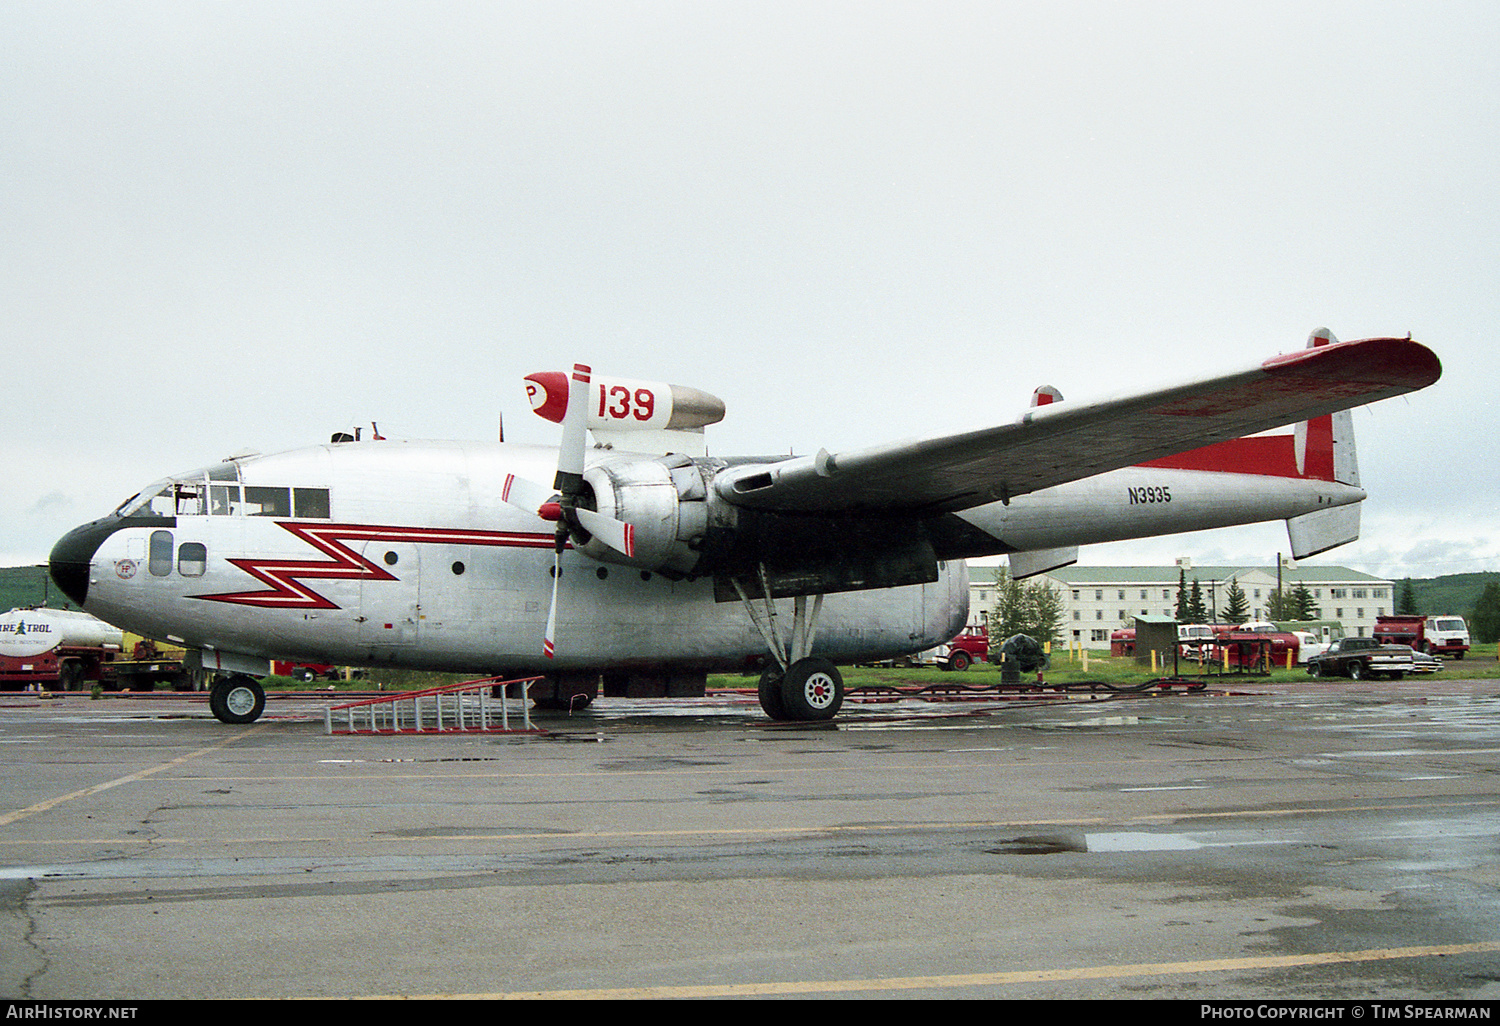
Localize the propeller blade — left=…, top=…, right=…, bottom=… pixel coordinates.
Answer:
left=543, top=552, right=560, bottom=659
left=501, top=473, right=557, bottom=518
left=541, top=363, right=590, bottom=660
left=554, top=363, right=590, bottom=495
left=574, top=507, right=635, bottom=559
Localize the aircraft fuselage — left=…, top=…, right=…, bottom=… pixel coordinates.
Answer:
left=51, top=437, right=1360, bottom=683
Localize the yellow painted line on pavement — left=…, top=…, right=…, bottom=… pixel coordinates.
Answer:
left=0, top=727, right=260, bottom=827
left=387, top=941, right=1500, bottom=999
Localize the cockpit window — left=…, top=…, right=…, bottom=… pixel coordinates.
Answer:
left=120, top=481, right=204, bottom=518
left=117, top=464, right=330, bottom=520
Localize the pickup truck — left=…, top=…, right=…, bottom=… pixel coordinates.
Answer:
left=1305, top=636, right=1415, bottom=680
left=905, top=624, right=989, bottom=671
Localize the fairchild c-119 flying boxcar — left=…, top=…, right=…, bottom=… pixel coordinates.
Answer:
left=49, top=330, right=1441, bottom=724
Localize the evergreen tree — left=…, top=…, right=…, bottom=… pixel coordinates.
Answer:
left=1222, top=580, right=1249, bottom=624
left=990, top=568, right=1064, bottom=648
left=1470, top=583, right=1500, bottom=644
left=1266, top=588, right=1291, bottom=620
left=1188, top=578, right=1207, bottom=622
left=1399, top=579, right=1419, bottom=615
left=1175, top=569, right=1190, bottom=621
left=1289, top=583, right=1318, bottom=621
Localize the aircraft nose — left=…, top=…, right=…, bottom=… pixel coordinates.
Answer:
left=49, top=517, right=116, bottom=607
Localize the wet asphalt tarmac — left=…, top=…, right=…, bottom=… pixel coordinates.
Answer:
left=1, top=676, right=1499, bottom=1001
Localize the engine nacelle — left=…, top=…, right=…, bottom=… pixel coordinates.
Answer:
left=574, top=454, right=711, bottom=577
left=572, top=454, right=943, bottom=601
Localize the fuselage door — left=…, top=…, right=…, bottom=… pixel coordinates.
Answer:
left=359, top=541, right=421, bottom=647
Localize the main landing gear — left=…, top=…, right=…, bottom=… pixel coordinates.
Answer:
left=733, top=572, right=844, bottom=722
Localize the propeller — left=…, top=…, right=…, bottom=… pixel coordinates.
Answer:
left=542, top=363, right=591, bottom=658
left=500, top=363, right=636, bottom=659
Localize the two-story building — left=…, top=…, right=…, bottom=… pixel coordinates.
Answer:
left=968, top=560, right=1394, bottom=644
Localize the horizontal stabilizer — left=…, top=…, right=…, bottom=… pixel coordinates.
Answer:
left=1009, top=546, right=1079, bottom=579
left=1286, top=504, right=1361, bottom=559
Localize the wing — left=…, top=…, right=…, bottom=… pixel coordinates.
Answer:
left=713, top=335, right=1440, bottom=516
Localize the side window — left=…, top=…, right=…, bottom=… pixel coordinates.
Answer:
left=244, top=486, right=291, bottom=517
left=149, top=531, right=174, bottom=577
left=293, top=488, right=330, bottom=519
left=178, top=542, right=207, bottom=577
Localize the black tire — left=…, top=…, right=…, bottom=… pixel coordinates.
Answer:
left=57, top=660, right=84, bottom=692
left=1348, top=661, right=1364, bottom=681
left=296, top=668, right=317, bottom=684
left=779, top=658, right=843, bottom=721
left=1310, top=661, right=1324, bottom=678
left=209, top=676, right=265, bottom=724
left=948, top=650, right=972, bottom=672
left=758, top=667, right=789, bottom=719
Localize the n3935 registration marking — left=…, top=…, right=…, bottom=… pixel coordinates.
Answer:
left=1127, top=485, right=1172, bottom=505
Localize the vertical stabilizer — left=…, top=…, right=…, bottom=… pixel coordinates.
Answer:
left=1284, top=328, right=1364, bottom=556
left=1294, top=329, right=1361, bottom=486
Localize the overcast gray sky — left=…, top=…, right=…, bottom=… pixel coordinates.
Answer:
left=4, top=1, right=1496, bottom=581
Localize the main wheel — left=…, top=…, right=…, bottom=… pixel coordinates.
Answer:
left=209, top=675, right=266, bottom=724
left=758, top=667, right=789, bottom=719
left=779, top=658, right=843, bottom=721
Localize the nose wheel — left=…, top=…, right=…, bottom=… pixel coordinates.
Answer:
left=209, top=674, right=266, bottom=724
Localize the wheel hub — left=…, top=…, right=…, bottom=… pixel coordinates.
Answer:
left=803, top=672, right=836, bottom=709
left=226, top=687, right=257, bottom=717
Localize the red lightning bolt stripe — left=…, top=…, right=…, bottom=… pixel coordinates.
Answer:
left=193, top=522, right=559, bottom=609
